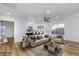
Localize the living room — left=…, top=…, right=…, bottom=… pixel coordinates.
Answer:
left=0, top=3, right=79, bottom=56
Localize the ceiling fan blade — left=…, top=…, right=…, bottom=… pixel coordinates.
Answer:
left=44, top=17, right=50, bottom=22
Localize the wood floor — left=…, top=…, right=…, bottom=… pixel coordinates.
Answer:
left=0, top=41, right=79, bottom=56
left=0, top=42, right=32, bottom=56
left=63, top=41, right=79, bottom=56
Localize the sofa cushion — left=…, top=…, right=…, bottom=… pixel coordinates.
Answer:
left=37, top=36, right=40, bottom=40
left=35, top=38, right=49, bottom=43
left=32, top=38, right=49, bottom=46
left=30, top=36, right=36, bottom=42
left=40, top=36, right=43, bottom=39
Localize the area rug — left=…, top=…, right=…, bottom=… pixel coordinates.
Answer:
left=30, top=45, right=63, bottom=56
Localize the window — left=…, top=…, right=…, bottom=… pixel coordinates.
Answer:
left=0, top=26, right=5, bottom=35
left=51, top=24, right=64, bottom=35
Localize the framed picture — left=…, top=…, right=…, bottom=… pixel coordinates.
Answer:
left=26, top=26, right=33, bottom=32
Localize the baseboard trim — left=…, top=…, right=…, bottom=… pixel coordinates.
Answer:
left=64, top=40, right=79, bottom=44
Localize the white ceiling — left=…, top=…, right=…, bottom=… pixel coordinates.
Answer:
left=0, top=3, right=79, bottom=20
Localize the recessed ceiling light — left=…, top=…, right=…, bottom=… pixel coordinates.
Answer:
left=46, top=10, right=50, bottom=14
left=32, top=18, right=34, bottom=19
left=56, top=16, right=59, bottom=18
left=6, top=12, right=11, bottom=15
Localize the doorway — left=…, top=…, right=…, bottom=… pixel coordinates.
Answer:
left=0, top=20, right=14, bottom=43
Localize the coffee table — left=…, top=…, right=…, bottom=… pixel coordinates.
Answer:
left=44, top=42, right=60, bottom=54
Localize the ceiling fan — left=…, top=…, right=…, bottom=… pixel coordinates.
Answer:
left=44, top=17, right=51, bottom=22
